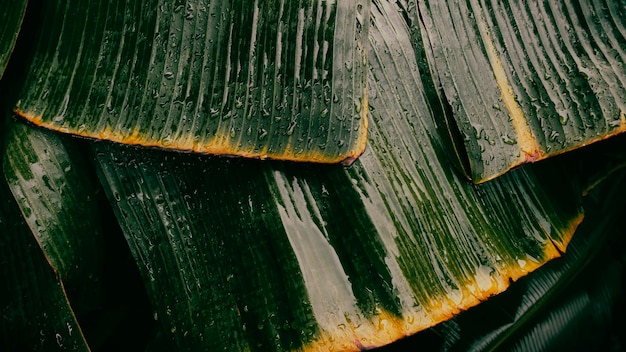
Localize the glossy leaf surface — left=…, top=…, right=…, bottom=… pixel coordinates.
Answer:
left=0, top=177, right=89, bottom=351
left=3, top=118, right=104, bottom=312
left=92, top=1, right=587, bottom=349
left=417, top=0, right=626, bottom=182
left=15, top=0, right=369, bottom=164
left=0, top=0, right=27, bottom=78
left=427, top=170, right=626, bottom=352
left=2, top=0, right=626, bottom=350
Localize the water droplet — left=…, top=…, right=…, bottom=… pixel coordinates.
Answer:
left=502, top=134, right=517, bottom=145
left=55, top=333, right=63, bottom=348
left=549, top=130, right=560, bottom=142
left=222, top=111, right=233, bottom=120
left=471, top=123, right=484, bottom=139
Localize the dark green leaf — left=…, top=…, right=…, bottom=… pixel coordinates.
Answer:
left=15, top=0, right=369, bottom=164
left=417, top=0, right=626, bottom=182
left=429, top=169, right=626, bottom=352
left=2, top=0, right=625, bottom=351
left=0, top=0, right=27, bottom=78
left=3, top=118, right=104, bottom=312
left=0, top=176, right=89, bottom=351
left=94, top=148, right=317, bottom=351
left=91, top=1, right=588, bottom=349
left=490, top=174, right=626, bottom=352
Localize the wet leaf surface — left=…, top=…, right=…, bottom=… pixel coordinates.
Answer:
left=15, top=0, right=370, bottom=164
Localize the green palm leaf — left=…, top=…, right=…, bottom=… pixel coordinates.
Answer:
left=0, top=176, right=89, bottom=351
left=417, top=0, right=626, bottom=182
left=398, top=167, right=626, bottom=351
left=90, top=1, right=585, bottom=349
left=14, top=0, right=369, bottom=164
left=0, top=0, right=27, bottom=78
left=3, top=119, right=104, bottom=311
left=1, top=0, right=625, bottom=351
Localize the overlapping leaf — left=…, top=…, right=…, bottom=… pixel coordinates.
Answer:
left=1, top=0, right=626, bottom=351
left=3, top=118, right=104, bottom=312
left=0, top=177, right=89, bottom=351
left=0, top=0, right=27, bottom=78
left=91, top=1, right=588, bottom=350
left=417, top=0, right=626, bottom=182
left=15, top=0, right=369, bottom=164
left=424, top=170, right=626, bottom=352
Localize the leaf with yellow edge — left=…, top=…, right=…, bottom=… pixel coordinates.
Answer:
left=91, top=1, right=589, bottom=350
left=419, top=169, right=626, bottom=352
left=15, top=0, right=370, bottom=165
left=416, top=0, right=626, bottom=182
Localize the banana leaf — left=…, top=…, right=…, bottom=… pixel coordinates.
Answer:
left=0, top=175, right=89, bottom=351
left=14, top=0, right=369, bottom=165
left=416, top=0, right=626, bottom=182
left=0, top=0, right=27, bottom=78
left=376, top=167, right=626, bottom=351
left=3, top=118, right=104, bottom=312
left=1, top=0, right=626, bottom=351
left=90, top=1, right=588, bottom=349
left=425, top=168, right=626, bottom=351
left=472, top=179, right=626, bottom=352
left=1, top=118, right=161, bottom=351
